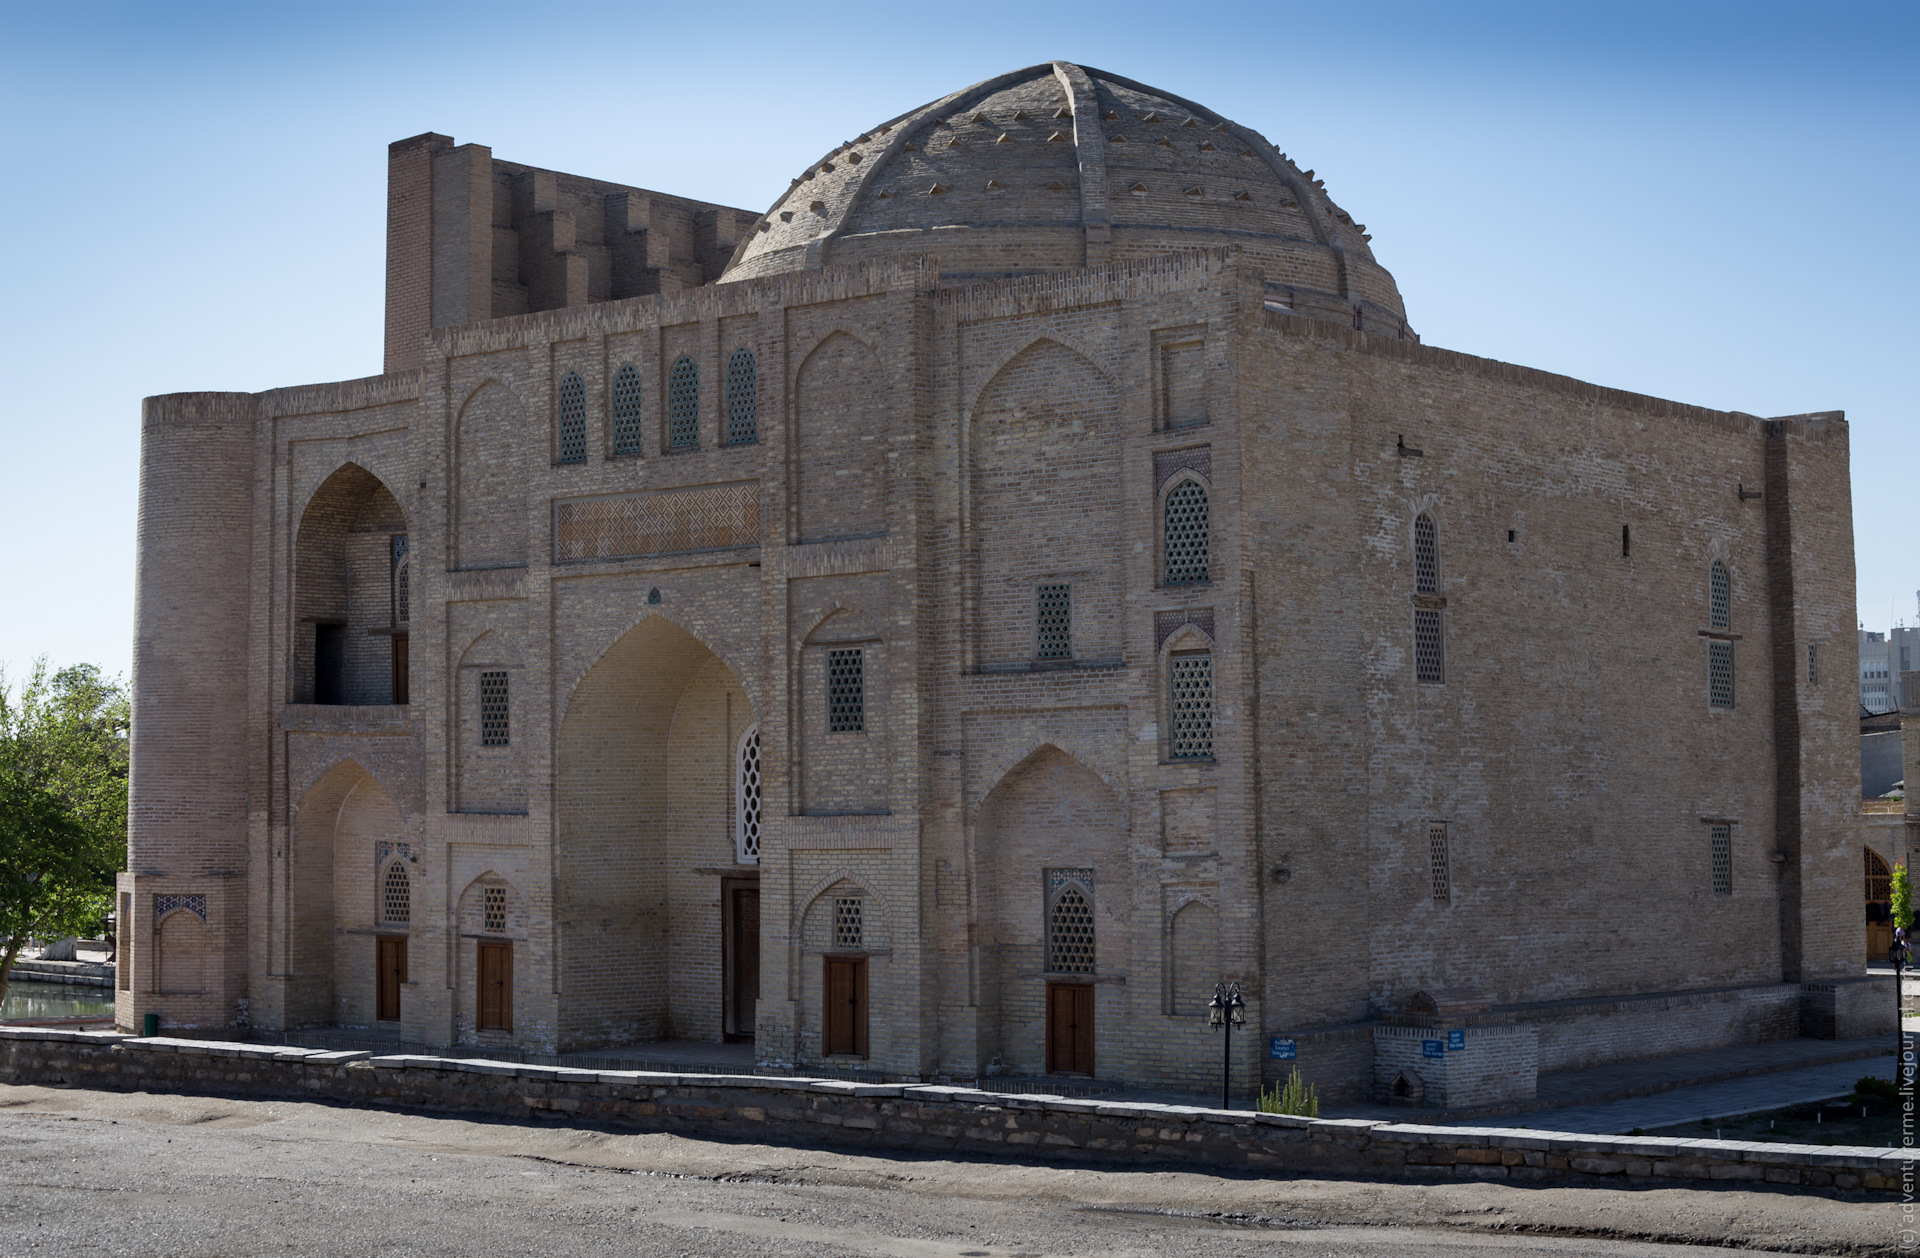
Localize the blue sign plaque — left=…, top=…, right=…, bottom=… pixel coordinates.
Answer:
left=1269, top=1037, right=1297, bottom=1060
left=1422, top=1039, right=1446, bottom=1059
left=1447, top=1029, right=1465, bottom=1052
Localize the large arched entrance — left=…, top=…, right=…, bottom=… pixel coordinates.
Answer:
left=286, top=760, right=410, bottom=1030
left=293, top=463, right=410, bottom=705
left=556, top=616, right=756, bottom=1051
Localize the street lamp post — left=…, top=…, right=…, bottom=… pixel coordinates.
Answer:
left=1207, top=981, right=1245, bottom=1110
left=1892, top=933, right=1910, bottom=1087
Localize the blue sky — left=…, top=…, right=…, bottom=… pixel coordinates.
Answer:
left=1, top=0, right=1913, bottom=682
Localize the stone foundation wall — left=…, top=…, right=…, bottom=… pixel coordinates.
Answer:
left=1518, top=983, right=1803, bottom=1074
left=0, top=1028, right=1900, bottom=1194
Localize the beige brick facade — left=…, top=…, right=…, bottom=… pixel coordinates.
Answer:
left=118, top=62, right=1883, bottom=1104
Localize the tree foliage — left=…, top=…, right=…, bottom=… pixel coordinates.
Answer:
left=1894, top=860, right=1913, bottom=938
left=0, top=661, right=129, bottom=1004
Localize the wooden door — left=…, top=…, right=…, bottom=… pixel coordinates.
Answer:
left=478, top=940, right=513, bottom=1032
left=1046, top=983, right=1095, bottom=1075
left=824, top=956, right=867, bottom=1057
left=376, top=936, right=406, bottom=1021
left=727, top=885, right=760, bottom=1040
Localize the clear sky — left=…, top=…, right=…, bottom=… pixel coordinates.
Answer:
left=0, top=0, right=1913, bottom=684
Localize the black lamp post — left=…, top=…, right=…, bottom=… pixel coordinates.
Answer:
left=1892, top=934, right=1910, bottom=1087
left=1207, top=981, right=1245, bottom=1110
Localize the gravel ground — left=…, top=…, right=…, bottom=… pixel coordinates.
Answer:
left=0, top=1084, right=1901, bottom=1257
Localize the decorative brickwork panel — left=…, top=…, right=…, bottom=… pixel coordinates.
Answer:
left=1414, top=609, right=1446, bottom=684
left=725, top=347, right=758, bottom=445
left=1155, top=607, right=1214, bottom=649
left=1169, top=654, right=1213, bottom=759
left=1708, top=641, right=1734, bottom=708
left=1035, top=583, right=1072, bottom=659
left=554, top=483, right=759, bottom=562
left=611, top=363, right=644, bottom=456
left=1153, top=446, right=1211, bottom=492
left=1163, top=479, right=1209, bottom=584
left=668, top=355, right=700, bottom=449
left=154, top=894, right=207, bottom=921
left=1710, top=824, right=1732, bottom=895
left=827, top=649, right=865, bottom=733
left=556, top=371, right=587, bottom=464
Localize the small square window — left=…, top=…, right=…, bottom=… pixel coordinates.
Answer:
left=479, top=671, right=510, bottom=746
left=827, top=649, right=864, bottom=734
left=1036, top=584, right=1072, bottom=660
left=484, top=885, right=508, bottom=933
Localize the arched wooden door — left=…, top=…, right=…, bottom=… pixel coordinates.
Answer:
left=1867, top=848, right=1894, bottom=961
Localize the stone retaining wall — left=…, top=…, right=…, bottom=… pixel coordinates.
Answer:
left=0, top=1027, right=1904, bottom=1194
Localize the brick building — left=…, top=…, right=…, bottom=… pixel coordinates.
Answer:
left=119, top=63, right=1890, bottom=1104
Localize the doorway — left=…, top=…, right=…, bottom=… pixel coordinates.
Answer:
left=1868, top=848, right=1895, bottom=960
left=1045, top=982, right=1094, bottom=1075
left=376, top=936, right=407, bottom=1022
left=824, top=956, right=868, bottom=1057
left=478, top=940, right=513, bottom=1032
left=724, top=881, right=760, bottom=1041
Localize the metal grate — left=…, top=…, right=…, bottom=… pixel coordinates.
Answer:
left=1414, top=513, right=1440, bottom=593
left=1163, top=479, right=1209, bottom=584
left=668, top=356, right=699, bottom=449
left=612, top=363, right=644, bottom=455
left=1047, top=874, right=1096, bottom=973
left=556, top=371, right=587, bottom=464
left=391, top=534, right=409, bottom=624
left=484, top=885, right=507, bottom=934
left=1709, top=824, right=1732, bottom=895
left=1428, top=822, right=1450, bottom=902
left=827, top=649, right=864, bottom=733
left=1709, top=561, right=1731, bottom=630
left=1168, top=654, right=1213, bottom=759
left=1414, top=609, right=1446, bottom=684
left=1708, top=641, right=1734, bottom=708
left=382, top=860, right=410, bottom=925
left=725, top=347, right=758, bottom=445
left=1036, top=583, right=1071, bottom=660
left=833, top=896, right=863, bottom=949
left=736, top=726, right=762, bottom=864
left=479, top=671, right=510, bottom=745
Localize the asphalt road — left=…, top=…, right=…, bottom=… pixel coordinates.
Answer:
left=0, top=1084, right=1900, bottom=1257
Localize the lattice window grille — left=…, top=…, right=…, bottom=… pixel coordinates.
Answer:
left=1163, top=479, right=1210, bottom=584
left=1168, top=654, right=1213, bottom=759
left=1036, top=583, right=1072, bottom=660
left=391, top=534, right=410, bottom=624
left=668, top=356, right=700, bottom=449
left=725, top=347, right=758, bottom=445
left=154, top=894, right=206, bottom=921
left=1047, top=872, right=1096, bottom=974
left=827, top=649, right=865, bottom=734
left=1709, top=825, right=1732, bottom=895
left=735, top=725, right=762, bottom=864
left=1428, top=822, right=1451, bottom=902
left=1708, top=641, right=1734, bottom=708
left=612, top=364, right=644, bottom=456
left=1867, top=849, right=1892, bottom=903
left=381, top=860, right=411, bottom=925
left=479, top=671, right=510, bottom=745
left=484, top=885, right=508, bottom=934
left=556, top=371, right=587, bottom=464
left=1413, top=513, right=1440, bottom=594
left=1709, top=561, right=1731, bottom=630
left=1807, top=643, right=1818, bottom=686
left=554, top=483, right=760, bottom=563
left=1414, top=609, right=1446, bottom=684
left=833, top=896, right=863, bottom=949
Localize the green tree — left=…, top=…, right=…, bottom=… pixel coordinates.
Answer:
left=1893, top=860, right=1913, bottom=937
left=0, top=661, right=129, bottom=1005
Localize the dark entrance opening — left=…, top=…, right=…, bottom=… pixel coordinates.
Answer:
left=1045, top=982, right=1094, bottom=1075
left=391, top=633, right=410, bottom=705
left=724, top=881, right=760, bottom=1041
left=314, top=623, right=346, bottom=704
left=376, top=936, right=406, bottom=1021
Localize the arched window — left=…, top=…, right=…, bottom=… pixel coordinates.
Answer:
left=1168, top=652, right=1214, bottom=759
left=725, top=347, right=758, bottom=446
left=555, top=371, right=587, bottom=464
left=390, top=535, right=410, bottom=626
left=1163, top=478, right=1209, bottom=585
left=1413, top=513, right=1440, bottom=594
left=1709, top=560, right=1731, bottom=630
left=668, top=356, right=699, bottom=449
left=735, top=725, right=762, bottom=864
left=1047, top=870, right=1096, bottom=973
left=612, top=363, right=644, bottom=456
left=381, top=859, right=411, bottom=925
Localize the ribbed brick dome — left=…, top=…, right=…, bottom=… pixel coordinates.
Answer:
left=721, top=62, right=1408, bottom=331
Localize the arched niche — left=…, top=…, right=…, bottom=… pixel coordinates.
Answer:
left=455, top=382, right=527, bottom=570
left=286, top=759, right=408, bottom=1029
left=797, top=606, right=888, bottom=816
left=452, top=631, right=527, bottom=815
left=554, top=615, right=755, bottom=1051
left=794, top=332, right=886, bottom=543
left=293, top=463, right=409, bottom=705
left=969, top=339, right=1121, bottom=669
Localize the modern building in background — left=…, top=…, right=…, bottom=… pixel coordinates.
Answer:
left=120, top=63, right=1886, bottom=1109
left=1860, top=615, right=1920, bottom=714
